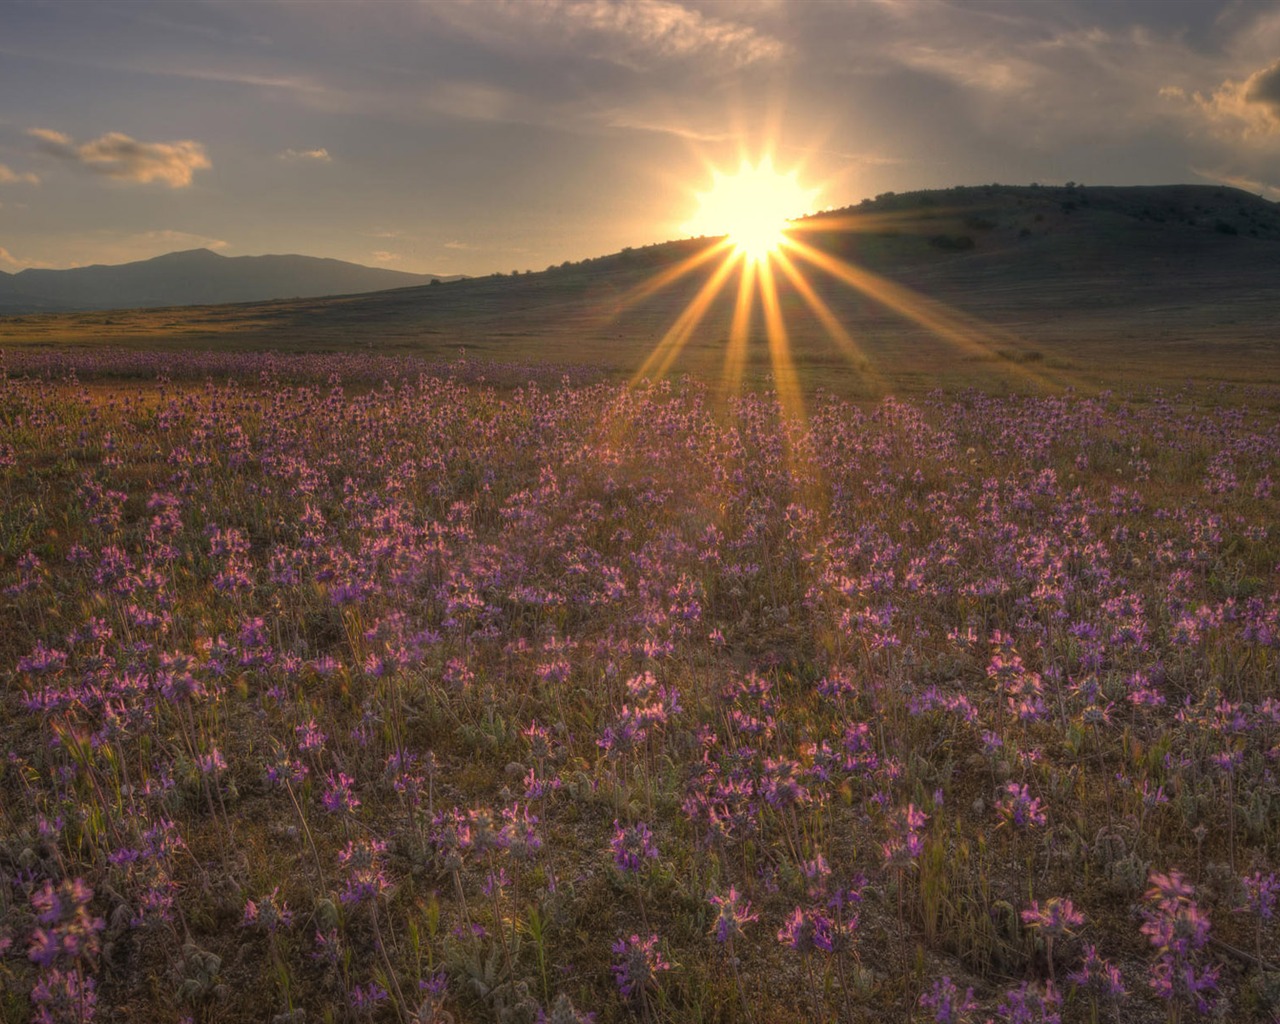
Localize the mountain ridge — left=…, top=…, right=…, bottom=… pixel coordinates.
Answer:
left=0, top=248, right=463, bottom=314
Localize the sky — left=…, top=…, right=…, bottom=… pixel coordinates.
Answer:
left=2, top=0, right=1280, bottom=276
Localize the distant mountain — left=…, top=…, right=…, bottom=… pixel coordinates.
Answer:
left=0, top=248, right=463, bottom=313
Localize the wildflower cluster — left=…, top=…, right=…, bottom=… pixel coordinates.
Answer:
left=1141, top=870, right=1219, bottom=1016
left=27, top=879, right=104, bottom=1024
left=610, top=933, right=671, bottom=1001
left=3, top=352, right=1280, bottom=1022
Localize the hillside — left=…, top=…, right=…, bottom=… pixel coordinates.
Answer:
left=4, top=183, right=1279, bottom=391
left=0, top=248, right=461, bottom=313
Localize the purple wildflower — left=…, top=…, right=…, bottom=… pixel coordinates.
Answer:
left=994, top=981, right=1061, bottom=1023
left=996, top=782, right=1047, bottom=829
left=1067, top=944, right=1127, bottom=1001
left=777, top=908, right=816, bottom=955
left=350, top=981, right=389, bottom=1013
left=882, top=803, right=928, bottom=868
left=1240, top=870, right=1278, bottom=921
left=709, top=887, right=758, bottom=945
left=919, top=976, right=978, bottom=1024
left=337, top=839, right=391, bottom=906
left=28, top=880, right=103, bottom=969
left=322, top=771, right=361, bottom=815
left=1021, top=898, right=1084, bottom=940
left=242, top=888, right=293, bottom=933
left=1140, top=869, right=1218, bottom=1016
left=610, top=820, right=658, bottom=873
left=611, top=933, right=670, bottom=1001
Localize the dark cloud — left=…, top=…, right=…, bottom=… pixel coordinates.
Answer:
left=1244, top=59, right=1280, bottom=113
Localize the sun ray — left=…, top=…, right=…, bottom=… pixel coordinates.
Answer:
left=722, top=254, right=757, bottom=399
left=770, top=244, right=889, bottom=396
left=616, top=237, right=735, bottom=310
left=627, top=155, right=1074, bottom=406
left=631, top=247, right=742, bottom=385
left=786, top=205, right=983, bottom=237
left=780, top=236, right=1061, bottom=390
left=756, top=253, right=807, bottom=430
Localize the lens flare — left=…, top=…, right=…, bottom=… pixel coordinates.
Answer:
left=619, top=149, right=1058, bottom=430
left=684, top=157, right=819, bottom=262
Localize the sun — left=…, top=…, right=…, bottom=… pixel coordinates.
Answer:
left=633, top=149, right=1055, bottom=417
left=685, top=156, right=820, bottom=262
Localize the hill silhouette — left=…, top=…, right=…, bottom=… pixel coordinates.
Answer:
left=0, top=248, right=461, bottom=313
left=4, top=184, right=1279, bottom=391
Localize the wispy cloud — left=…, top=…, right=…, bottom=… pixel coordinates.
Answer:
left=0, top=245, right=20, bottom=268
left=369, top=250, right=398, bottom=263
left=889, top=41, right=1037, bottom=95
left=148, top=66, right=325, bottom=94
left=279, top=147, right=332, bottom=162
left=9, top=229, right=230, bottom=271
left=434, top=0, right=786, bottom=71
left=0, top=162, right=39, bottom=185
left=28, top=128, right=210, bottom=187
left=877, top=14, right=1213, bottom=143
left=128, top=229, right=228, bottom=252
left=423, top=80, right=524, bottom=124
left=597, top=110, right=735, bottom=142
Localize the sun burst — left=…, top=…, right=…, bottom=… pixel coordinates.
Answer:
left=623, top=150, right=1055, bottom=433
left=685, top=157, right=819, bottom=262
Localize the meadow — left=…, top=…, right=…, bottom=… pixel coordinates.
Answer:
left=2, top=346, right=1279, bottom=1024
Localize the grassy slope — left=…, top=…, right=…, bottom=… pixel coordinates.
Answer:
left=2, top=183, right=1278, bottom=397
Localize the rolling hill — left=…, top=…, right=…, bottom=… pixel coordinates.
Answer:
left=4, top=183, right=1279, bottom=392
left=0, top=248, right=461, bottom=313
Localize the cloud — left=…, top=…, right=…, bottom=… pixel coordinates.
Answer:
left=0, top=163, right=39, bottom=185
left=0, top=245, right=19, bottom=268
left=128, top=229, right=229, bottom=252
left=1188, top=60, right=1280, bottom=139
left=1244, top=60, right=1280, bottom=121
left=443, top=240, right=475, bottom=250
left=279, top=147, right=332, bottom=162
left=369, top=250, right=399, bottom=263
left=1190, top=166, right=1280, bottom=201
left=28, top=230, right=229, bottom=268
left=27, top=128, right=72, bottom=148
left=137, top=67, right=324, bottom=94
left=889, top=42, right=1036, bottom=95
left=836, top=11, right=1240, bottom=162
left=597, top=110, right=735, bottom=142
left=434, top=0, right=786, bottom=71
left=28, top=128, right=210, bottom=186
left=423, top=80, right=521, bottom=123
